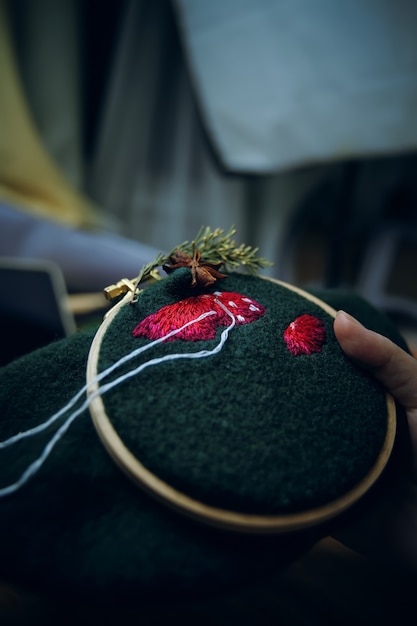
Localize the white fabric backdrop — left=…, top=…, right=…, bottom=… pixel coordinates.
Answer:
left=175, top=0, right=417, bottom=172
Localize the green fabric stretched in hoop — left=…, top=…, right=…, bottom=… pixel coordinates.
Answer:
left=0, top=270, right=410, bottom=605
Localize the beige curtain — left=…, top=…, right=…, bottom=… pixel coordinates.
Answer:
left=88, top=0, right=324, bottom=273
left=0, top=0, right=98, bottom=228
left=3, top=0, right=416, bottom=292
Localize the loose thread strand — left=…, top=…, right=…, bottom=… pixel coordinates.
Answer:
left=0, top=303, right=235, bottom=497
left=0, top=310, right=217, bottom=449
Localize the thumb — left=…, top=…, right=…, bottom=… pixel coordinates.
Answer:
left=333, top=311, right=417, bottom=414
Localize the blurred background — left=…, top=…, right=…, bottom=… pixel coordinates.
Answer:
left=1, top=0, right=417, bottom=356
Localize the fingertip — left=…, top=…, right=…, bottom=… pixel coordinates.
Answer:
left=333, top=310, right=375, bottom=364
left=335, top=310, right=363, bottom=327
left=334, top=310, right=363, bottom=341
left=334, top=311, right=417, bottom=408
left=334, top=310, right=395, bottom=370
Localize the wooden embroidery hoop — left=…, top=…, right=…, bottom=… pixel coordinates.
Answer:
left=86, top=278, right=397, bottom=534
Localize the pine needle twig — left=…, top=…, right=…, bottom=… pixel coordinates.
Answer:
left=133, top=225, right=273, bottom=292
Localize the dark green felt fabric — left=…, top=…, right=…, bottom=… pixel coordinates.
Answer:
left=0, top=271, right=409, bottom=603
left=98, top=271, right=394, bottom=514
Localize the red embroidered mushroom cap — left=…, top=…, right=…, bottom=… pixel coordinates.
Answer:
left=132, top=291, right=266, bottom=341
left=283, top=314, right=326, bottom=356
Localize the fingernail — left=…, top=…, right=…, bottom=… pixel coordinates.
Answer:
left=336, top=310, right=364, bottom=327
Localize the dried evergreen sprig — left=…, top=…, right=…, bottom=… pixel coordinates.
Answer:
left=133, top=225, right=273, bottom=291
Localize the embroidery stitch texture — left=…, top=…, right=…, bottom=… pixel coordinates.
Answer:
left=132, top=292, right=266, bottom=341
left=283, top=315, right=326, bottom=356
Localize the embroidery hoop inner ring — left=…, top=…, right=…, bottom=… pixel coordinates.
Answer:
left=86, top=278, right=396, bottom=534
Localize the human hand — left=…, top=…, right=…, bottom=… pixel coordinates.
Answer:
left=332, top=311, right=417, bottom=572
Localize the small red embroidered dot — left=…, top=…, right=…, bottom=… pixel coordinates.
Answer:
left=283, top=314, right=326, bottom=356
left=133, top=292, right=266, bottom=341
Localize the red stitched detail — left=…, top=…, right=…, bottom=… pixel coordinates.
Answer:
left=132, top=292, right=266, bottom=341
left=283, top=314, right=326, bottom=356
